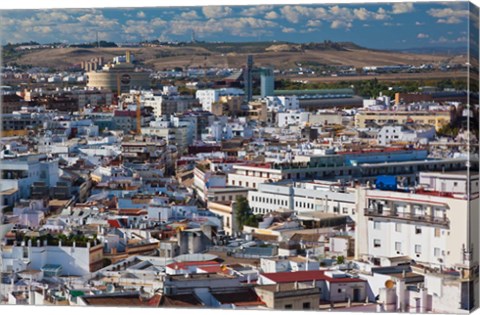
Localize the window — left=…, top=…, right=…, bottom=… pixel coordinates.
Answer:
left=395, top=223, right=402, bottom=232
left=415, top=245, right=422, bottom=254
left=454, top=182, right=458, bottom=187
left=434, top=248, right=441, bottom=257
left=373, top=221, right=381, bottom=230
left=284, top=304, right=292, bottom=309
left=395, top=242, right=401, bottom=252
left=342, top=207, right=348, bottom=214
left=434, top=228, right=441, bottom=238
left=303, top=302, right=311, bottom=309
left=374, top=239, right=381, bottom=248
left=415, top=226, right=422, bottom=234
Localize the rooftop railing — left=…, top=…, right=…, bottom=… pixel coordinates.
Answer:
left=364, top=208, right=449, bottom=228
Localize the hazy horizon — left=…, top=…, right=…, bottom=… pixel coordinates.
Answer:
left=0, top=2, right=471, bottom=50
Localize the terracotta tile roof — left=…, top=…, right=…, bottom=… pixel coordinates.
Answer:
left=261, top=270, right=366, bottom=284
left=166, top=260, right=220, bottom=271
left=82, top=293, right=161, bottom=307
left=212, top=289, right=264, bottom=306
left=160, top=294, right=203, bottom=307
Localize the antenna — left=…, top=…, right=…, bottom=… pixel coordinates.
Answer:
left=191, top=30, right=196, bottom=43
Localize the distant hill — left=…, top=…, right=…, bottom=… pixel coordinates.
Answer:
left=2, top=41, right=467, bottom=71
left=390, top=46, right=467, bottom=56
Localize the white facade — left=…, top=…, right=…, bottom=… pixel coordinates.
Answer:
left=0, top=155, right=59, bottom=199
left=249, top=181, right=356, bottom=216
left=377, top=125, right=436, bottom=146
left=355, top=184, right=474, bottom=270
left=276, top=110, right=309, bottom=128
left=2, top=240, right=102, bottom=276
left=196, top=88, right=244, bottom=113
left=196, top=89, right=220, bottom=112
left=265, top=96, right=300, bottom=111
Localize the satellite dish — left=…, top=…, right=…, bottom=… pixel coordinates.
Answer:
left=385, top=279, right=395, bottom=289
left=106, top=283, right=115, bottom=293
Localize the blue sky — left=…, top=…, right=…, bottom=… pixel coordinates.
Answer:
left=0, top=2, right=472, bottom=49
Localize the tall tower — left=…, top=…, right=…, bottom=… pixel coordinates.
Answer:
left=244, top=55, right=253, bottom=102
left=260, top=67, right=274, bottom=98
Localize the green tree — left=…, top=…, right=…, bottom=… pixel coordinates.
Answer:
left=234, top=196, right=259, bottom=230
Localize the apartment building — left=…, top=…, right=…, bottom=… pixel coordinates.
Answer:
left=355, top=110, right=451, bottom=131
left=249, top=181, right=356, bottom=216
left=228, top=150, right=468, bottom=191
left=0, top=154, right=59, bottom=200
left=355, top=171, right=479, bottom=273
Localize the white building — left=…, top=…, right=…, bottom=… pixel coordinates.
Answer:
left=2, top=239, right=103, bottom=276
left=265, top=96, right=300, bottom=111
left=377, top=124, right=436, bottom=146
left=355, top=171, right=478, bottom=272
left=196, top=88, right=244, bottom=112
left=0, top=154, right=59, bottom=199
left=249, top=181, right=356, bottom=216
left=276, top=110, right=310, bottom=128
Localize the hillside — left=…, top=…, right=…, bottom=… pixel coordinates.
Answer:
left=3, top=41, right=467, bottom=71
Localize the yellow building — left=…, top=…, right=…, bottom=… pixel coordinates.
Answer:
left=247, top=100, right=267, bottom=122
left=211, top=95, right=243, bottom=116
left=87, top=51, right=150, bottom=93
left=355, top=110, right=451, bottom=131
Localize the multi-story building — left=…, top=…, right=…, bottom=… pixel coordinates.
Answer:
left=2, top=238, right=103, bottom=275
left=355, top=171, right=479, bottom=273
left=246, top=100, right=267, bottom=122
left=377, top=124, right=436, bottom=146
left=0, top=154, right=59, bottom=200
left=196, top=88, right=244, bottom=113
left=265, top=95, right=300, bottom=112
left=228, top=149, right=469, bottom=190
left=249, top=181, right=356, bottom=216
left=355, top=110, right=451, bottom=131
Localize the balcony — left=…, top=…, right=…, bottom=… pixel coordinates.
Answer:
left=364, top=208, right=449, bottom=228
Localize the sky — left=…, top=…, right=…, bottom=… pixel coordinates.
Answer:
left=0, top=1, right=474, bottom=49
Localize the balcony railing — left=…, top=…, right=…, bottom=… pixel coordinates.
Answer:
left=364, top=208, right=449, bottom=227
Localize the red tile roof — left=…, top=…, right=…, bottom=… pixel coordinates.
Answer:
left=197, top=265, right=230, bottom=274
left=261, top=270, right=365, bottom=284
left=166, top=260, right=219, bottom=271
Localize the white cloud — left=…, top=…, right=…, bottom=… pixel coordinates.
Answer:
left=180, top=10, right=200, bottom=20
left=417, top=33, right=429, bottom=39
left=169, top=17, right=277, bottom=38
left=33, top=26, right=53, bottom=34
left=391, top=3, right=414, bottom=14
left=427, top=8, right=468, bottom=24
left=279, top=6, right=303, bottom=23
left=353, top=8, right=369, bottom=21
left=136, top=11, right=146, bottom=18
left=415, top=21, right=424, bottom=26
left=374, top=8, right=390, bottom=20
left=240, top=5, right=273, bottom=17
left=282, top=27, right=296, bottom=33
left=264, top=11, right=279, bottom=20
left=330, top=20, right=352, bottom=30
left=383, top=22, right=403, bottom=27
left=306, top=20, right=322, bottom=27
left=202, top=6, right=232, bottom=19
left=437, top=17, right=463, bottom=24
